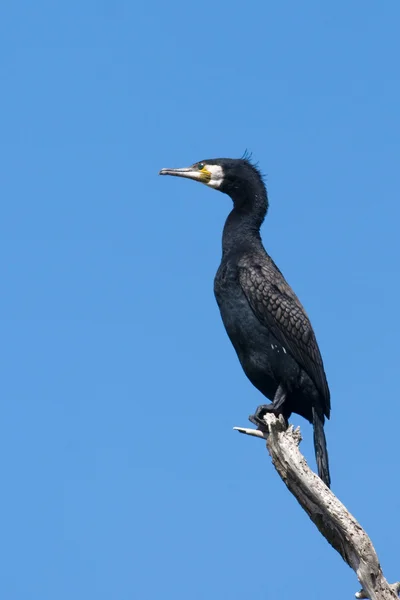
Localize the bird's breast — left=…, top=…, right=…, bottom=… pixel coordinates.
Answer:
left=214, top=262, right=274, bottom=360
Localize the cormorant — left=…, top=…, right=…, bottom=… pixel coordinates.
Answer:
left=159, top=157, right=331, bottom=487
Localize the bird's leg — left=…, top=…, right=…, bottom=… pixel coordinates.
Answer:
left=249, top=385, right=288, bottom=429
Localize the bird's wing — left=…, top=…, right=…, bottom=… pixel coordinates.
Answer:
left=238, top=254, right=330, bottom=415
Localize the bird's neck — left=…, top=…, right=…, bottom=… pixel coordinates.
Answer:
left=222, top=187, right=268, bottom=255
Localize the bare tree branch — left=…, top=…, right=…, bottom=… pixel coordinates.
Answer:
left=234, top=414, right=399, bottom=600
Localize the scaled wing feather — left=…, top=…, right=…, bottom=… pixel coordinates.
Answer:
left=238, top=254, right=330, bottom=417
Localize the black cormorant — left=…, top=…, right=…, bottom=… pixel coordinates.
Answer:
left=159, top=157, right=331, bottom=487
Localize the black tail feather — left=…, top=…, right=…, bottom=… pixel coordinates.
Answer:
left=312, top=407, right=331, bottom=488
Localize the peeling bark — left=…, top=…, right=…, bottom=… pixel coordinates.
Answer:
left=234, top=415, right=399, bottom=600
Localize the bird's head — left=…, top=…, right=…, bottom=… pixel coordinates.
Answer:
left=159, top=156, right=264, bottom=198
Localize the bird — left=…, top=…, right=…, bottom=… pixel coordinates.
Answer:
left=159, top=156, right=331, bottom=487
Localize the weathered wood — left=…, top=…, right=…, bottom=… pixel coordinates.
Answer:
left=234, top=415, right=399, bottom=600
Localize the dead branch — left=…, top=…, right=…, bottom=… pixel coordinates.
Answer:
left=234, top=414, right=399, bottom=600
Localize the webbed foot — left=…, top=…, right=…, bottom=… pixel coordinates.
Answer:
left=249, top=404, right=289, bottom=429
left=249, top=386, right=289, bottom=429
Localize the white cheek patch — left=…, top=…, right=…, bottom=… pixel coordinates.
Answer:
left=207, top=164, right=224, bottom=188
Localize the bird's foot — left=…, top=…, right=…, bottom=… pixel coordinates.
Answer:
left=249, top=404, right=288, bottom=430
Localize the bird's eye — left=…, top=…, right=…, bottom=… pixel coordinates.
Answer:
left=197, top=163, right=205, bottom=170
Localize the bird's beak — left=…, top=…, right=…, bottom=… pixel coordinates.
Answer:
left=159, top=167, right=202, bottom=182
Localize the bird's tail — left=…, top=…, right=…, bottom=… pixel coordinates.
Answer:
left=312, top=407, right=331, bottom=488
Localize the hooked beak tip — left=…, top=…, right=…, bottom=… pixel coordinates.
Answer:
left=158, top=167, right=195, bottom=179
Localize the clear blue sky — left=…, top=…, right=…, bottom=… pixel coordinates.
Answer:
left=1, top=1, right=399, bottom=598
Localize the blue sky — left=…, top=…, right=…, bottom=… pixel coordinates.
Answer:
left=1, top=1, right=399, bottom=598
